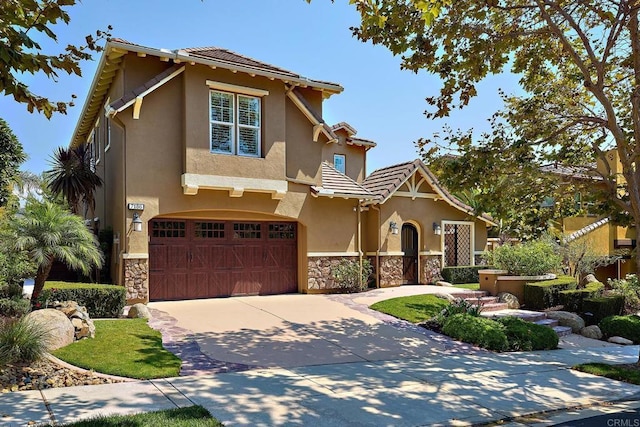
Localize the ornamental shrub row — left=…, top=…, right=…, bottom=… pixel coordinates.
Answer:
left=37, top=282, right=126, bottom=318
left=523, top=276, right=577, bottom=310
left=559, top=281, right=605, bottom=312
left=441, top=266, right=491, bottom=284
left=441, top=313, right=558, bottom=352
left=599, top=315, right=640, bottom=344
left=583, top=296, right=624, bottom=325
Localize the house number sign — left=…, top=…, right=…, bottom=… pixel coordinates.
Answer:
left=127, top=203, right=145, bottom=211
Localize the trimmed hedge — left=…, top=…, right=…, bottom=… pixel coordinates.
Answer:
left=442, top=313, right=509, bottom=352
left=559, top=281, right=605, bottom=313
left=37, top=282, right=126, bottom=318
left=600, top=315, right=640, bottom=343
left=497, top=316, right=559, bottom=351
left=583, top=296, right=625, bottom=325
left=523, top=276, right=577, bottom=310
left=441, top=266, right=491, bottom=284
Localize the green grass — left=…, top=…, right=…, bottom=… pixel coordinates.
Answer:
left=574, top=363, right=640, bottom=385
left=370, top=294, right=449, bottom=323
left=61, top=405, right=222, bottom=426
left=452, top=283, right=480, bottom=290
left=52, top=318, right=181, bottom=379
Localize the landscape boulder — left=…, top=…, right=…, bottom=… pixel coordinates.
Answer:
left=608, top=336, right=634, bottom=345
left=580, top=325, right=603, bottom=340
left=545, top=311, right=585, bottom=333
left=582, top=274, right=599, bottom=285
left=24, top=309, right=74, bottom=351
left=433, top=292, right=456, bottom=302
left=435, top=281, right=453, bottom=287
left=127, top=303, right=152, bottom=319
left=497, top=292, right=520, bottom=309
left=53, top=301, right=95, bottom=340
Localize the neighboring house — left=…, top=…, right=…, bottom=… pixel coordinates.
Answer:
left=69, top=39, right=495, bottom=303
left=541, top=151, right=636, bottom=280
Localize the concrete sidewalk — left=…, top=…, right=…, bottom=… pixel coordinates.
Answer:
left=2, top=345, right=640, bottom=426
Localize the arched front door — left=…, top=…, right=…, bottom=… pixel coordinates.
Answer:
left=402, top=223, right=419, bottom=284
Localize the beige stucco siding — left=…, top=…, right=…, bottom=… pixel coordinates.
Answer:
left=303, top=197, right=360, bottom=253
left=285, top=96, right=322, bottom=184
left=367, top=196, right=488, bottom=254
left=322, top=141, right=366, bottom=183
left=182, top=65, right=286, bottom=181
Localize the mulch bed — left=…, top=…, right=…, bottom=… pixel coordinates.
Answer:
left=0, top=357, right=122, bottom=393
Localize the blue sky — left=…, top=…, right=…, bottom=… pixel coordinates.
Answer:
left=1, top=0, right=521, bottom=175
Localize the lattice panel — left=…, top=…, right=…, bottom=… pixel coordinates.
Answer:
left=444, top=224, right=472, bottom=266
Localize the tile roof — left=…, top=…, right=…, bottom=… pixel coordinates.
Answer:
left=109, top=64, right=184, bottom=113
left=311, top=162, right=373, bottom=198
left=540, top=163, right=602, bottom=181
left=564, top=217, right=610, bottom=243
left=363, top=159, right=496, bottom=225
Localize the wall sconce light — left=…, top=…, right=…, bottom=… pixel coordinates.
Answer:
left=433, top=222, right=442, bottom=235
left=132, top=212, right=143, bottom=233
left=389, top=221, right=399, bottom=235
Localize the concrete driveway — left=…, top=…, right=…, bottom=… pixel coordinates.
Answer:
left=148, top=287, right=473, bottom=369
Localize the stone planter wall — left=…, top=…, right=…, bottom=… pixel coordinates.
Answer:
left=124, top=258, right=149, bottom=303
left=420, top=255, right=443, bottom=284
left=307, top=256, right=359, bottom=291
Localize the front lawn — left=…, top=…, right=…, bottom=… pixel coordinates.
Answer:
left=453, top=283, right=480, bottom=290
left=370, top=294, right=449, bottom=323
left=52, top=318, right=181, bottom=379
left=573, top=363, right=640, bottom=385
left=61, top=405, right=222, bottom=426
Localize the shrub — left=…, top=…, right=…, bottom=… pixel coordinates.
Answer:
left=331, top=259, right=373, bottom=293
left=440, top=298, right=483, bottom=318
left=0, top=316, right=48, bottom=365
left=441, top=266, right=491, bottom=284
left=36, top=282, right=126, bottom=318
left=600, top=315, right=640, bottom=343
left=0, top=298, right=30, bottom=318
left=608, top=275, right=640, bottom=314
left=484, top=238, right=561, bottom=276
left=496, top=316, right=559, bottom=351
left=442, top=313, right=509, bottom=351
left=559, top=281, right=605, bottom=312
left=583, top=295, right=625, bottom=325
left=523, top=276, right=577, bottom=310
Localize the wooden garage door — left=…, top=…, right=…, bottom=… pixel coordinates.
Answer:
left=149, top=219, right=297, bottom=301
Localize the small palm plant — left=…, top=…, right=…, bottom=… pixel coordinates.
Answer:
left=7, top=199, right=103, bottom=307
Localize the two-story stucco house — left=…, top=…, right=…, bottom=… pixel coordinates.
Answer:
left=70, top=39, right=495, bottom=303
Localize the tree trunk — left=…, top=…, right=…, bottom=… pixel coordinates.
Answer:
left=30, top=262, right=53, bottom=308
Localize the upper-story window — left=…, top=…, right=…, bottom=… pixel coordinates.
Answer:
left=334, top=154, right=346, bottom=174
left=210, top=90, right=261, bottom=157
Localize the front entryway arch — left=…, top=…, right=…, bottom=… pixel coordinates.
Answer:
left=401, top=223, right=419, bottom=284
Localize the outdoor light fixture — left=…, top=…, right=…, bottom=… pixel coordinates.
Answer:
left=389, top=221, right=399, bottom=235
left=433, top=222, right=442, bottom=235
left=132, top=212, right=143, bottom=233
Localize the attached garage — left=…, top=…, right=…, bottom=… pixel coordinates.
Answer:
left=149, top=219, right=297, bottom=301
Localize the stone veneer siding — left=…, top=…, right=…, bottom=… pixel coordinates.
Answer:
left=307, top=256, right=359, bottom=290
left=420, top=255, right=443, bottom=284
left=124, top=258, right=149, bottom=303
left=377, top=256, right=403, bottom=287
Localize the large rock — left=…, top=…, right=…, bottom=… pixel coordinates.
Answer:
left=435, top=281, right=453, bottom=287
left=545, top=311, right=585, bottom=333
left=53, top=300, right=95, bottom=340
left=433, top=292, right=456, bottom=302
left=24, top=309, right=74, bottom=351
left=497, top=292, right=520, bottom=309
left=608, top=336, right=634, bottom=345
left=582, top=274, right=599, bottom=285
left=127, top=303, right=152, bottom=319
left=580, top=325, right=603, bottom=340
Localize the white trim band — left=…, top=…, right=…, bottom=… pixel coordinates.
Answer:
left=206, top=80, right=269, bottom=97
left=122, top=253, right=149, bottom=260
left=307, top=252, right=360, bottom=257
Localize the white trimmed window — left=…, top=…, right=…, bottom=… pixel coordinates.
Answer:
left=210, top=90, right=261, bottom=157
left=334, top=154, right=346, bottom=174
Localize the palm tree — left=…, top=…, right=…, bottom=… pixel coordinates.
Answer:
left=8, top=199, right=104, bottom=306
left=44, top=146, right=103, bottom=219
